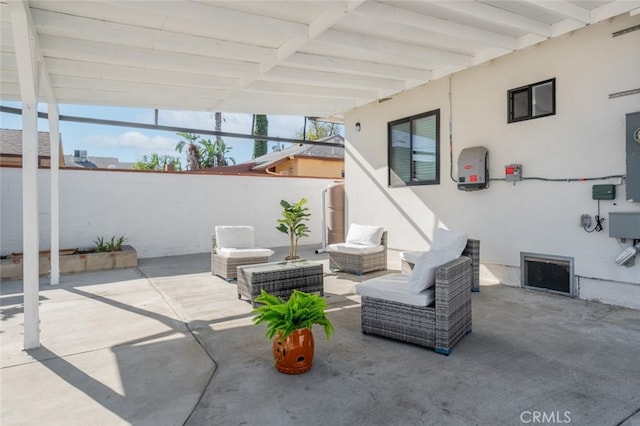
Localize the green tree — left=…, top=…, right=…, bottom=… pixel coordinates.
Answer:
left=199, top=138, right=217, bottom=168
left=295, top=120, right=343, bottom=141
left=212, top=139, right=235, bottom=167
left=134, top=153, right=182, bottom=171
left=175, top=132, right=234, bottom=169
left=175, top=132, right=202, bottom=170
left=253, top=114, right=268, bottom=158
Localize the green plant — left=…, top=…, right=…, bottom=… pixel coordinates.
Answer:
left=134, top=153, right=182, bottom=171
left=252, top=290, right=334, bottom=341
left=95, top=235, right=127, bottom=252
left=175, top=132, right=235, bottom=169
left=276, top=198, right=310, bottom=260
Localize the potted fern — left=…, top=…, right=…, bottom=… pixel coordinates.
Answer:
left=252, top=289, right=334, bottom=374
left=276, top=198, right=310, bottom=260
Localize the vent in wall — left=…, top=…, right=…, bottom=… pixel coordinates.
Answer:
left=521, top=253, right=575, bottom=297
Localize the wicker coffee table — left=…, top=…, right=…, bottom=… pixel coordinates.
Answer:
left=236, top=260, right=324, bottom=306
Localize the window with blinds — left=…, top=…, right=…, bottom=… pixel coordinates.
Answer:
left=388, top=109, right=440, bottom=187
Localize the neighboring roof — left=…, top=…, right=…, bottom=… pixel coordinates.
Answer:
left=63, top=155, right=135, bottom=170
left=190, top=135, right=344, bottom=176
left=0, top=128, right=55, bottom=157
left=252, top=134, right=344, bottom=171
left=184, top=162, right=261, bottom=176
left=2, top=2, right=633, bottom=118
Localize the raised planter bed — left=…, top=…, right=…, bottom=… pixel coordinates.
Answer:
left=0, top=245, right=137, bottom=280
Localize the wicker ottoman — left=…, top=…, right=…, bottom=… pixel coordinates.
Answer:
left=236, top=260, right=324, bottom=307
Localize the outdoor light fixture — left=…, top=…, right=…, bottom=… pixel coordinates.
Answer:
left=355, top=122, right=361, bottom=132
left=615, top=242, right=640, bottom=267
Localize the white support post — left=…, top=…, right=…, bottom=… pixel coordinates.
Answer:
left=21, top=103, right=40, bottom=349
left=10, top=0, right=41, bottom=349
left=48, top=104, right=60, bottom=285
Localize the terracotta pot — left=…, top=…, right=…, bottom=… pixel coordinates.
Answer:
left=273, top=328, right=315, bottom=374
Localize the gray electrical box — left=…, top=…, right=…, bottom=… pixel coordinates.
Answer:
left=505, top=164, right=522, bottom=182
left=609, top=212, right=640, bottom=239
left=458, top=147, right=489, bottom=191
left=626, top=112, right=640, bottom=202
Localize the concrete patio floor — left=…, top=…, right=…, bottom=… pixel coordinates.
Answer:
left=1, top=245, right=639, bottom=426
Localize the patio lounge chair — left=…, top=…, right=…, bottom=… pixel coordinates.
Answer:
left=211, top=226, right=274, bottom=281
left=400, top=239, right=480, bottom=292
left=327, top=224, right=387, bottom=275
left=355, top=228, right=473, bottom=355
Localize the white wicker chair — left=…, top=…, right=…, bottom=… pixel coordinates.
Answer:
left=327, top=224, right=387, bottom=275
left=211, top=226, right=274, bottom=281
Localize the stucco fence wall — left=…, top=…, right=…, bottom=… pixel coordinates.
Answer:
left=0, top=168, right=336, bottom=259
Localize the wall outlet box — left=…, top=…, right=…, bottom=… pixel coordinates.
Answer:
left=592, top=184, right=616, bottom=200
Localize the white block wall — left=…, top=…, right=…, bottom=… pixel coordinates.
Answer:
left=0, top=168, right=333, bottom=258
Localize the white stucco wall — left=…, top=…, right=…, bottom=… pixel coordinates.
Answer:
left=0, top=168, right=333, bottom=258
left=344, top=13, right=640, bottom=309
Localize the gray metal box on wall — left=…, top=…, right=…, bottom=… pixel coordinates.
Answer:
left=626, top=112, right=640, bottom=202
left=457, top=146, right=489, bottom=191
left=609, top=212, right=640, bottom=239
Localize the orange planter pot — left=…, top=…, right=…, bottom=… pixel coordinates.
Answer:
left=273, top=328, right=315, bottom=374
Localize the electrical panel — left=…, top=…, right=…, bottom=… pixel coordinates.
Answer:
left=505, top=164, right=522, bottom=182
left=457, top=147, right=489, bottom=191
left=626, top=112, right=640, bottom=202
left=609, top=212, right=640, bottom=239
left=592, top=184, right=616, bottom=200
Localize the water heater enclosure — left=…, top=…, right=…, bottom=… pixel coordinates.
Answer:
left=458, top=147, right=489, bottom=191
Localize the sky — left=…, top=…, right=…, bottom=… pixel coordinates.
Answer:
left=0, top=101, right=340, bottom=166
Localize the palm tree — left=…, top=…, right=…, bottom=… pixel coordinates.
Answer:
left=176, top=132, right=235, bottom=169
left=199, top=138, right=217, bottom=168
left=213, top=139, right=235, bottom=167
left=175, top=132, right=202, bottom=170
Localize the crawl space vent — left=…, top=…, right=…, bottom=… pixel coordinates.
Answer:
left=521, top=253, right=575, bottom=297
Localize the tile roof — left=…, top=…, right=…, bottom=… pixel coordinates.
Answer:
left=63, top=155, right=135, bottom=170
left=0, top=128, right=55, bottom=156
left=252, top=134, right=344, bottom=171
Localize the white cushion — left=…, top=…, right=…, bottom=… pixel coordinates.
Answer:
left=345, top=224, right=384, bottom=246
left=326, top=243, right=384, bottom=255
left=399, top=250, right=424, bottom=264
left=216, top=248, right=274, bottom=258
left=356, top=273, right=435, bottom=306
left=430, top=227, right=468, bottom=254
left=406, top=228, right=468, bottom=294
left=215, top=226, right=254, bottom=249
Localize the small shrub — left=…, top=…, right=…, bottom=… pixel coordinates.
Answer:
left=95, top=235, right=127, bottom=252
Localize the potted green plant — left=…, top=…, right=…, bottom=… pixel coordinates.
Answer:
left=275, top=198, right=311, bottom=260
left=252, top=289, right=334, bottom=374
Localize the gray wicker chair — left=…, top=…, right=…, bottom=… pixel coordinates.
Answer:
left=359, top=255, right=473, bottom=355
left=329, top=231, right=387, bottom=275
left=211, top=228, right=273, bottom=281
left=401, top=239, right=480, bottom=292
